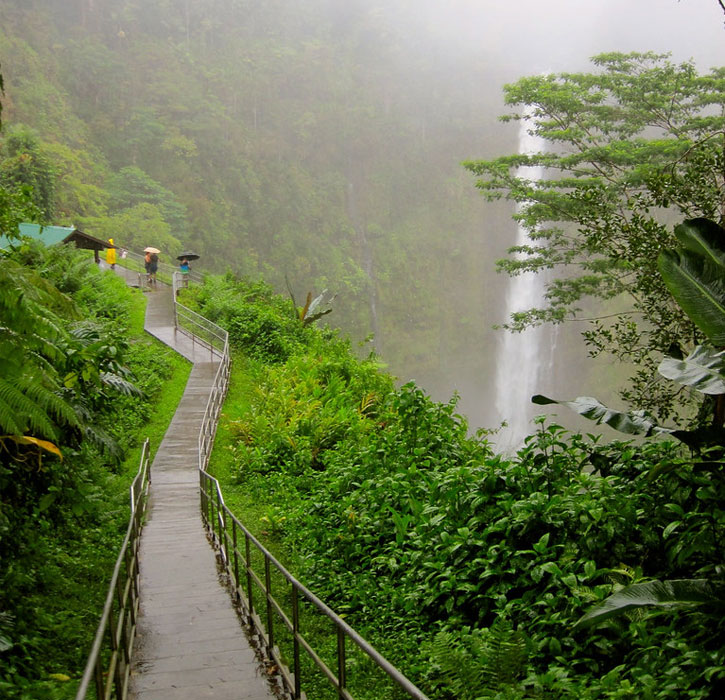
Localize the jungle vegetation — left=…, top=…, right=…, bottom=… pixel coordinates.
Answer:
left=188, top=268, right=725, bottom=699
left=0, top=0, right=507, bottom=406
left=1, top=2, right=724, bottom=699
left=0, top=192, right=190, bottom=697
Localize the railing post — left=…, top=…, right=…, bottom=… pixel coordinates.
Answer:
left=292, top=585, right=302, bottom=700
left=93, top=658, right=104, bottom=698
left=337, top=625, right=347, bottom=699
left=232, top=519, right=240, bottom=600
left=245, top=535, right=254, bottom=622
left=216, top=489, right=227, bottom=562
left=199, top=472, right=207, bottom=526
left=265, top=556, right=274, bottom=651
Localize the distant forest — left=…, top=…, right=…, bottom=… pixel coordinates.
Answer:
left=0, top=0, right=520, bottom=409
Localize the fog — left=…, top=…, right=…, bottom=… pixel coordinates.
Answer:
left=3, top=0, right=723, bottom=447
left=366, top=0, right=724, bottom=444
left=398, top=0, right=723, bottom=72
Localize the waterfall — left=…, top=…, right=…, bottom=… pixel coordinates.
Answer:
left=493, top=118, right=553, bottom=450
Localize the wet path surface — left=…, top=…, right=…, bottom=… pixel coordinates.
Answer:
left=108, top=269, right=278, bottom=699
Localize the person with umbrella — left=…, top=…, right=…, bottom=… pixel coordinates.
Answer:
left=177, top=252, right=199, bottom=288
left=144, top=246, right=160, bottom=287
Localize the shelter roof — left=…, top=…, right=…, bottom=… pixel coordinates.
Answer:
left=0, top=223, right=115, bottom=251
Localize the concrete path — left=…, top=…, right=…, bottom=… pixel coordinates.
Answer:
left=107, top=270, right=278, bottom=699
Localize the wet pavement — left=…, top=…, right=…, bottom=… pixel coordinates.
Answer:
left=107, top=267, right=279, bottom=699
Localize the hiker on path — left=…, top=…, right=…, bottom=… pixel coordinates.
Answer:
left=106, top=239, right=116, bottom=269
left=144, top=249, right=159, bottom=287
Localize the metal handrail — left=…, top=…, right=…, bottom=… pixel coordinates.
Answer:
left=184, top=287, right=430, bottom=700
left=172, top=269, right=231, bottom=471
left=75, top=439, right=151, bottom=700
left=121, top=250, right=204, bottom=287
left=172, top=271, right=229, bottom=368
left=199, top=472, right=430, bottom=700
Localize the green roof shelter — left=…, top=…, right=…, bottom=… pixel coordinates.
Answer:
left=0, top=223, right=115, bottom=263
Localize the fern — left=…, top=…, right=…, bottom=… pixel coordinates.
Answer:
left=0, top=257, right=78, bottom=442
left=483, top=619, right=529, bottom=692
left=0, top=377, right=59, bottom=437
left=425, top=620, right=530, bottom=700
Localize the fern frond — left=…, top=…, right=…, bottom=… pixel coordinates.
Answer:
left=424, top=621, right=530, bottom=700
left=425, top=629, right=489, bottom=700
left=15, top=374, right=80, bottom=432
left=82, top=423, right=123, bottom=461
left=100, top=372, right=143, bottom=396
left=483, top=619, right=529, bottom=690
left=0, top=380, right=32, bottom=434
left=0, top=377, right=62, bottom=437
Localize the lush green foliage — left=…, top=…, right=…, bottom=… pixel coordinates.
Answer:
left=0, top=244, right=187, bottom=699
left=464, top=53, right=725, bottom=421
left=201, top=276, right=725, bottom=699
left=0, top=126, right=55, bottom=221
left=0, top=0, right=498, bottom=393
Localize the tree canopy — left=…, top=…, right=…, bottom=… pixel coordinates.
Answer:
left=464, top=52, right=725, bottom=420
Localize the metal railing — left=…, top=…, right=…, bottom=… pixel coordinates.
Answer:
left=189, top=299, right=430, bottom=700
left=172, top=270, right=231, bottom=469
left=75, top=439, right=152, bottom=700
left=121, top=250, right=204, bottom=288
left=199, top=472, right=430, bottom=700
left=172, top=271, right=229, bottom=362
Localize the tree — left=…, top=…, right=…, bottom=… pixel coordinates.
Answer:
left=464, top=53, right=725, bottom=421
left=0, top=125, right=56, bottom=222
left=106, top=165, right=187, bottom=233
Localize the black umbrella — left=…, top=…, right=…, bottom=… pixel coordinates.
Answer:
left=177, top=251, right=200, bottom=261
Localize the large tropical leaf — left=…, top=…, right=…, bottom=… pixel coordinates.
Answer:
left=574, top=578, right=725, bottom=630
left=532, top=394, right=671, bottom=436
left=658, top=344, right=725, bottom=394
left=673, top=218, right=725, bottom=269
left=658, top=247, right=725, bottom=344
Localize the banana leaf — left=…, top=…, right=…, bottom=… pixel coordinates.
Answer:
left=574, top=578, right=724, bottom=630
left=532, top=394, right=672, bottom=436
left=658, top=345, right=725, bottom=394
left=674, top=218, right=725, bottom=269
left=658, top=248, right=725, bottom=345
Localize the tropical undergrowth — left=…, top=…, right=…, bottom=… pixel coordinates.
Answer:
left=0, top=242, right=190, bottom=699
left=195, top=273, right=725, bottom=700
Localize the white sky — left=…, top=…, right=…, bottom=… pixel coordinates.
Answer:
left=425, top=0, right=724, bottom=74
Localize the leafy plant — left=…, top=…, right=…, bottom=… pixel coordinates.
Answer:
left=574, top=579, right=725, bottom=630
left=424, top=621, right=530, bottom=699
left=286, top=277, right=336, bottom=326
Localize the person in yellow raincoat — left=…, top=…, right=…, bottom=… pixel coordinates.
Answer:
left=106, top=238, right=117, bottom=269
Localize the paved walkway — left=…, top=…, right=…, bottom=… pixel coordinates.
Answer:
left=107, top=267, right=278, bottom=700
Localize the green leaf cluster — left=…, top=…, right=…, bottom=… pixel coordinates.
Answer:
left=465, top=53, right=725, bottom=420
left=0, top=243, right=183, bottom=698
left=201, top=276, right=725, bottom=698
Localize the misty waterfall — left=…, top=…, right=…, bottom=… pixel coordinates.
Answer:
left=493, top=118, right=556, bottom=450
